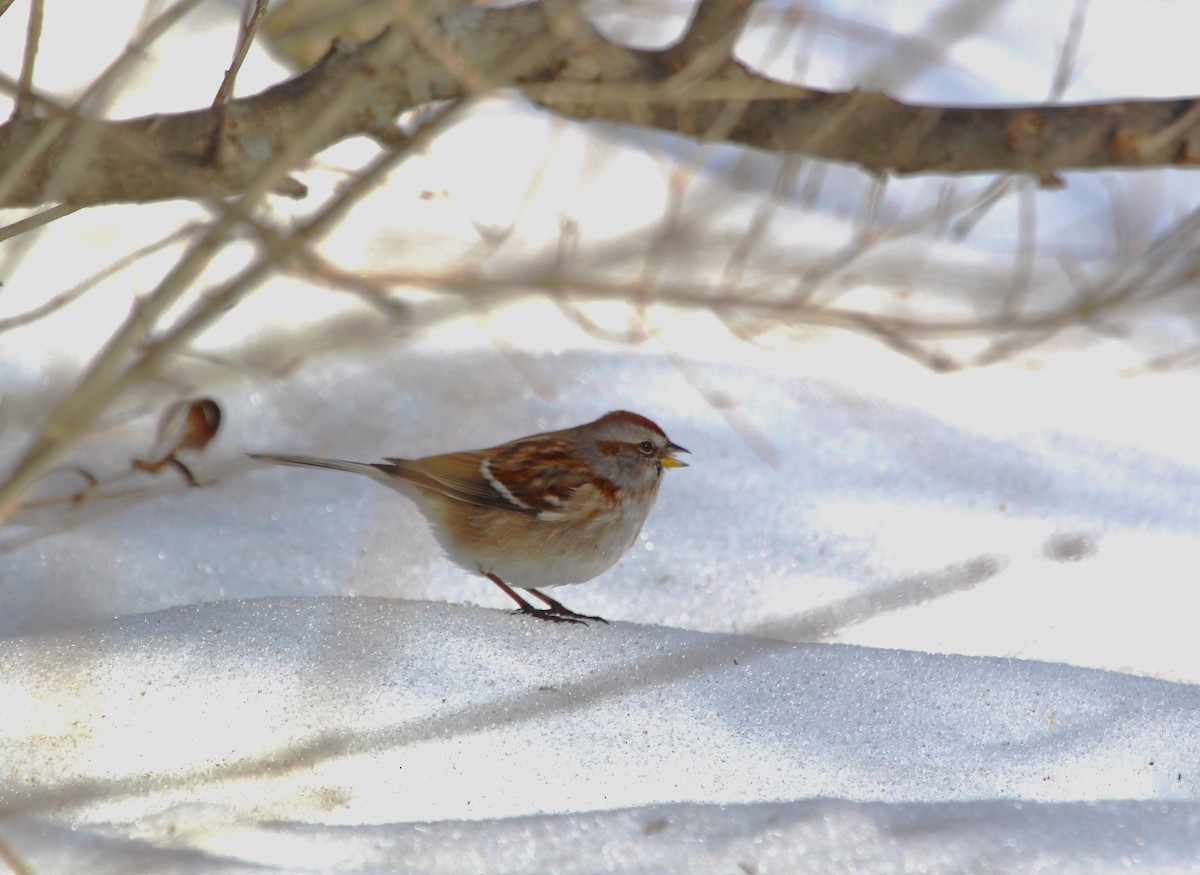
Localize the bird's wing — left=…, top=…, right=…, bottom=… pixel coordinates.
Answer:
left=382, top=438, right=590, bottom=514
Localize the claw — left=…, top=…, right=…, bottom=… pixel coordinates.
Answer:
left=528, top=588, right=608, bottom=624
left=513, top=606, right=587, bottom=625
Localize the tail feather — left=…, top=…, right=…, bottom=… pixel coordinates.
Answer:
left=247, top=453, right=382, bottom=478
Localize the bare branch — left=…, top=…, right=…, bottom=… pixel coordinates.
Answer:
left=668, top=0, right=753, bottom=75
left=0, top=3, right=557, bottom=206
left=12, top=0, right=43, bottom=121
left=0, top=224, right=193, bottom=331
left=3, top=0, right=1199, bottom=525
left=0, top=88, right=469, bottom=523
left=0, top=202, right=79, bottom=242
left=2, top=1, right=1200, bottom=209
left=213, top=0, right=271, bottom=108
left=0, top=0, right=210, bottom=206
left=1050, top=0, right=1091, bottom=100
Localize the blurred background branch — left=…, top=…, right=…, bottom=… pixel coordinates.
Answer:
left=3, top=0, right=1200, bottom=524
left=2, top=0, right=1200, bottom=208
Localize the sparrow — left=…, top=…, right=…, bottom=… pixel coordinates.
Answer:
left=249, top=410, right=688, bottom=623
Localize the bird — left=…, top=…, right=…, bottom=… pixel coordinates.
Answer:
left=248, top=410, right=688, bottom=624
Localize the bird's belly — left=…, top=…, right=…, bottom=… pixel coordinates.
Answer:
left=489, top=551, right=618, bottom=589
left=465, top=498, right=653, bottom=589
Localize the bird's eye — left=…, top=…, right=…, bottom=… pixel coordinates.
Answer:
left=637, top=440, right=655, bottom=455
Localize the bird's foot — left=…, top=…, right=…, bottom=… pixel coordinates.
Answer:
left=513, top=605, right=588, bottom=625
left=527, top=589, right=609, bottom=624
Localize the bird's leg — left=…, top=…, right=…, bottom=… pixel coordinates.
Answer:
left=484, top=573, right=586, bottom=625
left=528, top=588, right=608, bottom=624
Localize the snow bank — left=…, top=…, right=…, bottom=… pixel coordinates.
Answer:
left=1, top=598, right=1196, bottom=871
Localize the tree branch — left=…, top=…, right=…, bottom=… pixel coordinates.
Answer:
left=1, top=0, right=1199, bottom=209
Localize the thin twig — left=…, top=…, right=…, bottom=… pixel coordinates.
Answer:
left=213, top=0, right=270, bottom=107
left=12, top=0, right=43, bottom=120
left=0, top=224, right=196, bottom=333
left=1049, top=0, right=1091, bottom=100
left=0, top=202, right=79, bottom=243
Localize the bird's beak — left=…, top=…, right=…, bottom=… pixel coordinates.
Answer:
left=662, top=442, right=690, bottom=468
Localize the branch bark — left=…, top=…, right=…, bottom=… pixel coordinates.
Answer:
left=2, top=0, right=1199, bottom=209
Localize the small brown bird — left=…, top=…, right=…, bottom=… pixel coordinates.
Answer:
left=249, top=410, right=688, bottom=623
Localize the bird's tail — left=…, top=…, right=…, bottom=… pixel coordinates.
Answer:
left=247, top=453, right=382, bottom=478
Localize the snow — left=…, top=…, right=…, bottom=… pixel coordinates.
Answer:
left=3, top=0, right=1200, bottom=871
left=2, top=599, right=1198, bottom=872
